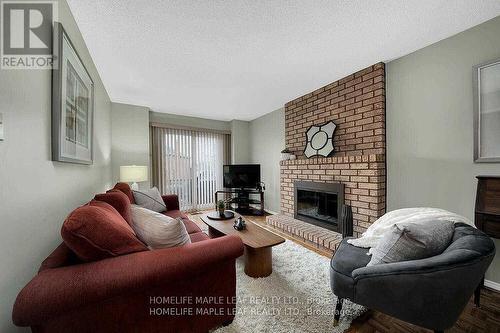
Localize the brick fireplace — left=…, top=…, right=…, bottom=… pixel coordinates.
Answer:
left=267, top=63, right=386, bottom=250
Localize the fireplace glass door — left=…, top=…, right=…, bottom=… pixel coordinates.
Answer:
left=296, top=189, right=338, bottom=228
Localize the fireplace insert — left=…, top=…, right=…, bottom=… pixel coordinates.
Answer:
left=294, top=181, right=345, bottom=232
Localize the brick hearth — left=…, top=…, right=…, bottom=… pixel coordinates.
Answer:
left=266, top=214, right=343, bottom=254
left=276, top=63, right=387, bottom=239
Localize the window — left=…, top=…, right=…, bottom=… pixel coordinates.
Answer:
left=151, top=125, right=231, bottom=211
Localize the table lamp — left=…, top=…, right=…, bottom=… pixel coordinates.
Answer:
left=120, top=165, right=148, bottom=190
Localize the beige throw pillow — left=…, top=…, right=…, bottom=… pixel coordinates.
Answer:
left=130, top=205, right=191, bottom=249
left=132, top=187, right=166, bottom=212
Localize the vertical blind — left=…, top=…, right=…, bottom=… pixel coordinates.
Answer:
left=151, top=125, right=231, bottom=212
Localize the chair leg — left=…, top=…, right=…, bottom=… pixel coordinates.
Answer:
left=333, top=298, right=344, bottom=326
left=222, top=318, right=233, bottom=326
left=474, top=277, right=484, bottom=307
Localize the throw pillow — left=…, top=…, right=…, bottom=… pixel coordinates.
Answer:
left=130, top=205, right=191, bottom=249
left=110, top=182, right=136, bottom=204
left=367, top=220, right=455, bottom=266
left=61, top=200, right=148, bottom=262
left=132, top=187, right=167, bottom=212
left=94, top=190, right=132, bottom=225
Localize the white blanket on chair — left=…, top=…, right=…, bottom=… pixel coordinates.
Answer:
left=346, top=208, right=471, bottom=252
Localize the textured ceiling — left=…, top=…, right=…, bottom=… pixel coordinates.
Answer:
left=67, top=0, right=500, bottom=121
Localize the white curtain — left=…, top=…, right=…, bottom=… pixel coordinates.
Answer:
left=151, top=125, right=231, bottom=212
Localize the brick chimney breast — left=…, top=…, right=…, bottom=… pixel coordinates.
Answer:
left=281, top=63, right=386, bottom=237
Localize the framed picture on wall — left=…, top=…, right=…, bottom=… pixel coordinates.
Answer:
left=52, top=22, right=94, bottom=164
left=473, top=58, right=500, bottom=163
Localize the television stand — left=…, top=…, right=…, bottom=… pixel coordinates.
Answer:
left=215, top=188, right=265, bottom=216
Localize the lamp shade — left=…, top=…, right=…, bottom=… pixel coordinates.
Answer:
left=120, top=165, right=148, bottom=183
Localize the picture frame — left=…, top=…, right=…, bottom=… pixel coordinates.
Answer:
left=52, top=22, right=94, bottom=164
left=473, top=58, right=500, bottom=163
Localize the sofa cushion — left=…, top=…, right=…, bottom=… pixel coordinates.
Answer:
left=130, top=205, right=191, bottom=249
left=95, top=190, right=132, bottom=225
left=183, top=219, right=202, bottom=234
left=163, top=210, right=202, bottom=234
left=38, top=243, right=80, bottom=272
left=61, top=200, right=148, bottom=262
left=110, top=182, right=135, bottom=204
left=163, top=209, right=188, bottom=220
left=190, top=231, right=210, bottom=243
left=368, top=221, right=454, bottom=266
left=132, top=187, right=166, bottom=212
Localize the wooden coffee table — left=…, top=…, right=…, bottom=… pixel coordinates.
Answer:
left=201, top=213, right=285, bottom=278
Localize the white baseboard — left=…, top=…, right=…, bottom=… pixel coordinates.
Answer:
left=484, top=279, right=500, bottom=291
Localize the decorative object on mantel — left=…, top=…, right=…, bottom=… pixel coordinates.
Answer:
left=475, top=176, right=500, bottom=238
left=473, top=57, right=500, bottom=162
left=304, top=121, right=336, bottom=158
left=120, top=165, right=148, bottom=190
left=281, top=148, right=291, bottom=160
left=52, top=22, right=94, bottom=164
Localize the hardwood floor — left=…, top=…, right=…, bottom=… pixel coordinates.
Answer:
left=345, top=288, right=500, bottom=333
left=189, top=211, right=500, bottom=333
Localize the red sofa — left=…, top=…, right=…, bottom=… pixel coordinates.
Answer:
left=13, top=183, right=244, bottom=333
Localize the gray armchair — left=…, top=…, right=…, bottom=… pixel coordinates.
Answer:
left=330, top=223, right=495, bottom=333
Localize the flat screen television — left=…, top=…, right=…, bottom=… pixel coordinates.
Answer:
left=223, top=164, right=261, bottom=189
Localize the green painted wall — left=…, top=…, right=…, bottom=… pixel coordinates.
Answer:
left=386, top=15, right=500, bottom=285
left=112, top=103, right=150, bottom=188
left=150, top=111, right=231, bottom=132
left=230, top=120, right=251, bottom=164
left=0, top=1, right=113, bottom=331
left=249, top=108, right=285, bottom=213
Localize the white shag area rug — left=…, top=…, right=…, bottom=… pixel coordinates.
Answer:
left=214, top=240, right=365, bottom=333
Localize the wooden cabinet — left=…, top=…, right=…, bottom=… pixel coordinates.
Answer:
left=475, top=176, right=500, bottom=238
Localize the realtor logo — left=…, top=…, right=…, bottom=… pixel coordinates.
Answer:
left=1, top=0, right=57, bottom=69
